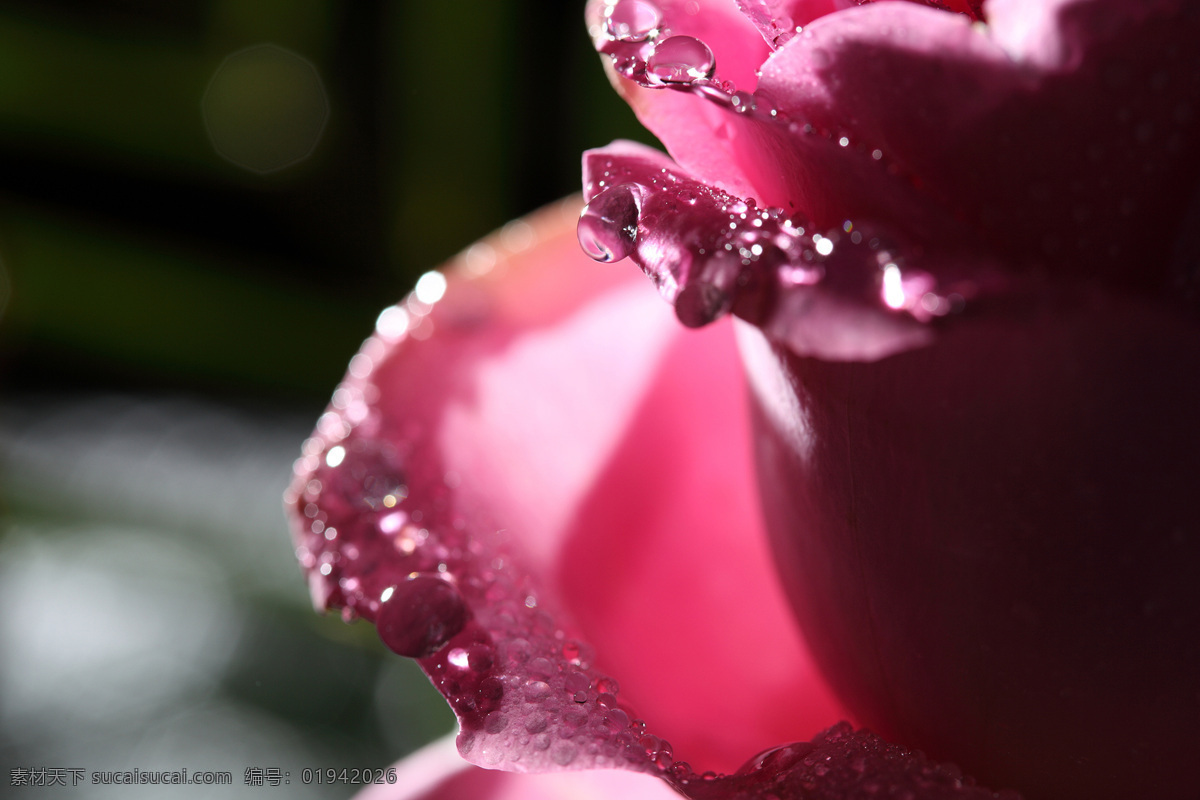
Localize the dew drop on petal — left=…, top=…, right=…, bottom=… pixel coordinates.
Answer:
left=882, top=263, right=905, bottom=309
left=646, top=35, right=715, bottom=85
left=564, top=670, right=591, bottom=694
left=376, top=574, right=469, bottom=658
left=523, top=679, right=553, bottom=702
left=731, top=90, right=756, bottom=115
left=578, top=183, right=641, bottom=262
left=414, top=271, right=448, bottom=304
left=606, top=0, right=662, bottom=43
left=550, top=741, right=577, bottom=766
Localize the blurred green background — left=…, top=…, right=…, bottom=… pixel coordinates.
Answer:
left=0, top=1, right=653, bottom=797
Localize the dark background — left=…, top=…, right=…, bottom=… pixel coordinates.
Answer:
left=0, top=2, right=654, bottom=797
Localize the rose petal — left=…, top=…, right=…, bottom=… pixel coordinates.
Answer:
left=587, top=0, right=990, bottom=254
left=757, top=0, right=1200, bottom=285
left=285, top=198, right=851, bottom=777
left=740, top=289, right=1200, bottom=799
left=356, top=734, right=681, bottom=800
left=589, top=0, right=769, bottom=89
left=584, top=140, right=1048, bottom=363
left=595, top=0, right=1200, bottom=307
left=587, top=0, right=775, bottom=199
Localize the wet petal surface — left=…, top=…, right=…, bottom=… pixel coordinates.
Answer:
left=286, top=200, right=848, bottom=775
left=286, top=200, right=1018, bottom=798
left=592, top=0, right=1200, bottom=304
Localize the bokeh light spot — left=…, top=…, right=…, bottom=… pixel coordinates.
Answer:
left=202, top=44, right=329, bottom=174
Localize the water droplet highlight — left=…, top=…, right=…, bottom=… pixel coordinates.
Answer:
left=606, top=0, right=662, bottom=42
left=578, top=183, right=641, bottom=262
left=376, top=575, right=469, bottom=658
left=646, top=36, right=715, bottom=85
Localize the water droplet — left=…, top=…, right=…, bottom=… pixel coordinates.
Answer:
left=606, top=0, right=661, bottom=42
left=882, top=263, right=905, bottom=309
left=327, top=440, right=408, bottom=513
left=448, top=647, right=471, bottom=669
left=646, top=36, right=715, bottom=85
left=466, top=642, right=495, bottom=671
left=325, top=445, right=346, bottom=467
left=414, top=270, right=447, bottom=304
left=502, top=637, right=531, bottom=664
left=561, top=639, right=591, bottom=666
left=607, top=707, right=631, bottom=729
left=550, top=741, right=577, bottom=766
left=731, top=90, right=756, bottom=115
left=523, top=679, right=553, bottom=702
left=527, top=657, right=554, bottom=680
left=476, top=675, right=505, bottom=713
left=578, top=183, right=641, bottom=262
left=376, top=575, right=469, bottom=658
left=564, top=670, right=591, bottom=693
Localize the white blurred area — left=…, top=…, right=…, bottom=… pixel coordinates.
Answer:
left=0, top=396, right=453, bottom=798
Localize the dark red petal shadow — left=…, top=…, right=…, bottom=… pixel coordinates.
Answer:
left=738, top=289, right=1200, bottom=800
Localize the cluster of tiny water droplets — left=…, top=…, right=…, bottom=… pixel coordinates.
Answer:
left=579, top=153, right=959, bottom=342
left=285, top=223, right=682, bottom=776
left=591, top=0, right=912, bottom=143
left=592, top=0, right=780, bottom=121
left=285, top=203, right=1015, bottom=797
left=584, top=1, right=961, bottom=346
left=734, top=0, right=800, bottom=50
left=665, top=722, right=1021, bottom=800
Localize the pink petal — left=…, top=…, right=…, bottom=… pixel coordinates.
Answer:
left=287, top=199, right=1026, bottom=797
left=586, top=0, right=773, bottom=198
left=285, top=199, right=850, bottom=777
left=594, top=0, right=1200, bottom=302
left=756, top=0, right=1200, bottom=283
left=586, top=1, right=990, bottom=248
left=581, top=140, right=1023, bottom=361
left=589, top=0, right=769, bottom=89
left=355, top=735, right=680, bottom=800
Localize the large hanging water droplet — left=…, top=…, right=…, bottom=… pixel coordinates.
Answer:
left=606, top=0, right=662, bottom=43
left=578, top=183, right=641, bottom=262
left=646, top=36, right=715, bottom=85
left=376, top=574, right=469, bottom=658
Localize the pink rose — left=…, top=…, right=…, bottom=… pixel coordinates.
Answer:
left=285, top=1, right=1200, bottom=799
